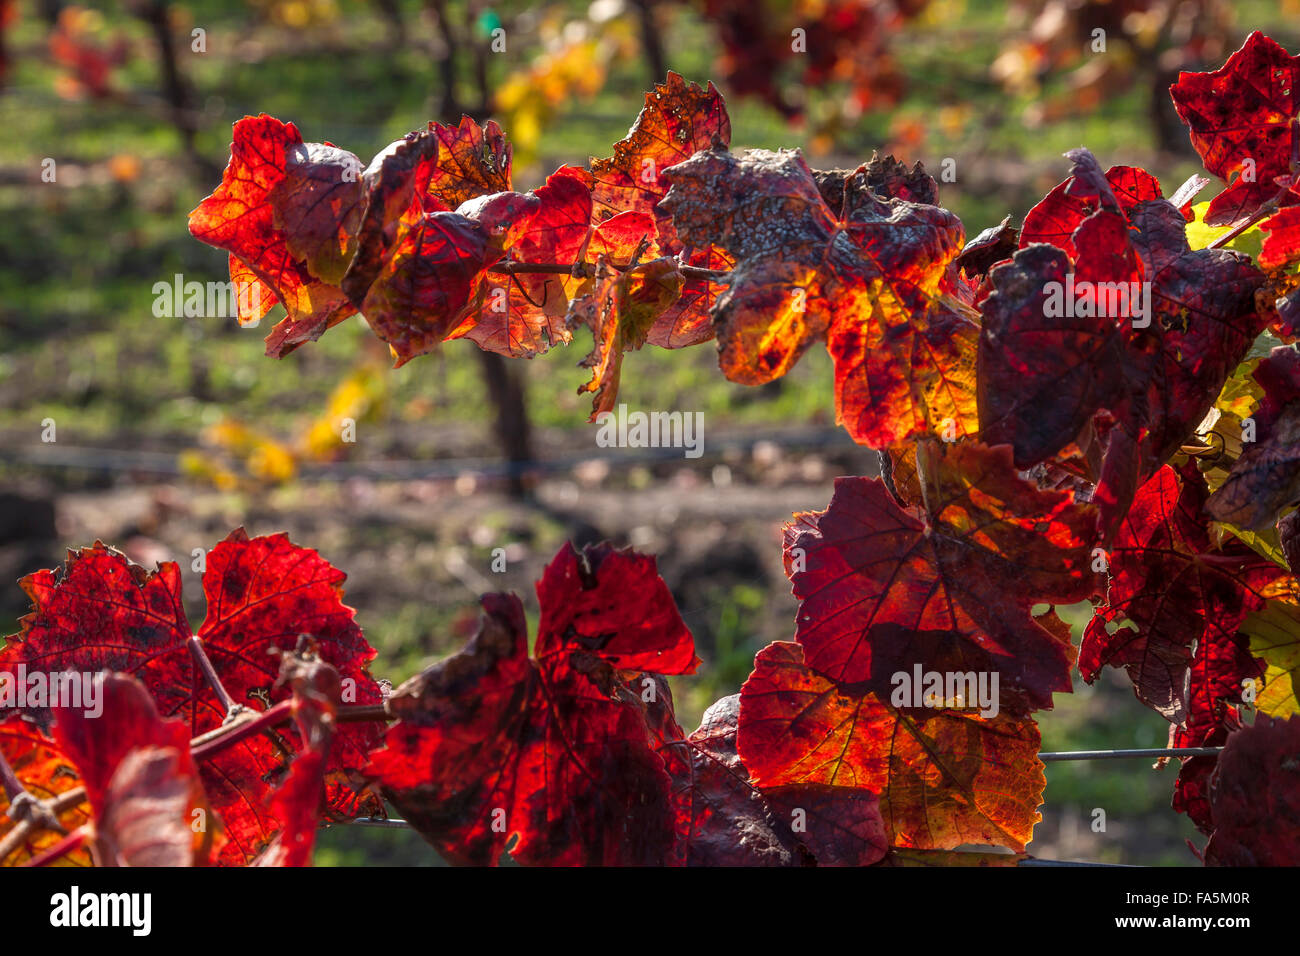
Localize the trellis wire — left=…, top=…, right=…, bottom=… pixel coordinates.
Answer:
left=0, top=427, right=864, bottom=480
left=1038, top=746, right=1222, bottom=762
left=340, top=745, right=1222, bottom=871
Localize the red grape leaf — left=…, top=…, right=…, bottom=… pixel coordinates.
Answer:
left=227, top=253, right=276, bottom=327
left=534, top=541, right=699, bottom=673
left=650, top=693, right=801, bottom=866
left=93, top=749, right=199, bottom=867
left=645, top=244, right=731, bottom=349
left=1207, top=345, right=1300, bottom=531
left=188, top=115, right=357, bottom=358
left=368, top=542, right=698, bottom=866
left=591, top=71, right=730, bottom=253
left=1081, top=465, right=1284, bottom=722
left=1170, top=31, right=1300, bottom=227
left=1020, top=163, right=1162, bottom=257
left=1204, top=714, right=1300, bottom=865
left=785, top=441, right=1095, bottom=714
left=53, top=673, right=205, bottom=866
left=737, top=641, right=1045, bottom=852
left=977, top=241, right=1127, bottom=469
left=0, top=529, right=384, bottom=865
left=759, top=783, right=887, bottom=866
left=661, top=147, right=840, bottom=381
left=830, top=285, right=979, bottom=449
left=978, top=148, right=1264, bottom=536
left=647, top=690, right=888, bottom=866
left=661, top=146, right=973, bottom=447
left=454, top=165, right=593, bottom=357
left=335, top=116, right=516, bottom=362
left=1259, top=204, right=1300, bottom=271
left=0, top=717, right=92, bottom=865
left=339, top=126, right=446, bottom=307
left=1169, top=630, right=1261, bottom=834
left=424, top=116, right=512, bottom=210
left=357, top=191, right=541, bottom=366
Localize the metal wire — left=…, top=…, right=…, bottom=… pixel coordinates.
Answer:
left=1038, top=746, right=1223, bottom=762
left=0, top=427, right=863, bottom=480
left=340, top=818, right=1142, bottom=866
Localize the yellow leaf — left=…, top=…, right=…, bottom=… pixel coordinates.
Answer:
left=1184, top=200, right=1265, bottom=257
left=1240, top=599, right=1300, bottom=718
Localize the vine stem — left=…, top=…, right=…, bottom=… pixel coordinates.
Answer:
left=190, top=699, right=391, bottom=760
left=188, top=636, right=242, bottom=721
left=1205, top=193, right=1284, bottom=249
left=190, top=699, right=294, bottom=761
left=0, top=748, right=25, bottom=804
left=485, top=259, right=728, bottom=282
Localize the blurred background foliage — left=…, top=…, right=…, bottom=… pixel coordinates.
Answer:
left=0, top=0, right=1296, bottom=865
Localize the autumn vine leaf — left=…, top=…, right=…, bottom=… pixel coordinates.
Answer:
left=1237, top=597, right=1300, bottom=721
left=661, top=146, right=977, bottom=448
left=1168, top=618, right=1265, bottom=834
left=978, top=148, right=1264, bottom=536
left=650, top=693, right=800, bottom=866
left=650, top=692, right=888, bottom=866
left=590, top=71, right=730, bottom=253
left=1204, top=715, right=1300, bottom=865
left=737, top=641, right=1045, bottom=852
left=52, top=673, right=208, bottom=867
left=784, top=441, right=1096, bottom=714
left=421, top=116, right=512, bottom=210
left=1206, top=345, right=1300, bottom=531
left=462, top=164, right=592, bottom=358
left=368, top=542, right=698, bottom=866
left=187, top=114, right=358, bottom=357
left=1170, top=31, right=1300, bottom=228
left=1081, top=465, right=1285, bottom=726
left=0, top=530, right=384, bottom=865
left=356, top=190, right=542, bottom=366
left=270, top=142, right=366, bottom=287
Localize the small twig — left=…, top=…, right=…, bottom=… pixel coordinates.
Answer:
left=1207, top=188, right=1286, bottom=249
left=0, top=784, right=86, bottom=865
left=190, top=699, right=294, bottom=760
left=0, top=749, right=65, bottom=834
left=0, top=749, right=26, bottom=804
left=188, top=636, right=244, bottom=722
